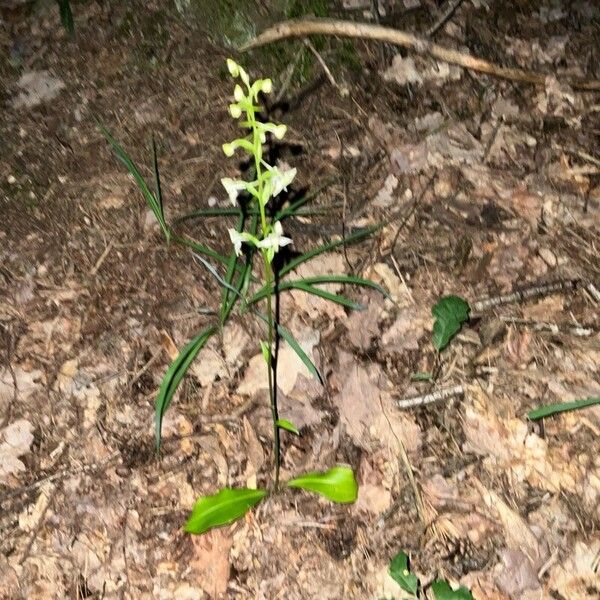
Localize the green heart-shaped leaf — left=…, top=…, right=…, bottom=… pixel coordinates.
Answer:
left=432, top=295, right=470, bottom=351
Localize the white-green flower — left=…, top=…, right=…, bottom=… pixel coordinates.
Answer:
left=268, top=166, right=296, bottom=198
left=228, top=228, right=258, bottom=256
left=221, top=178, right=247, bottom=205
left=234, top=84, right=245, bottom=102
left=257, top=221, right=292, bottom=257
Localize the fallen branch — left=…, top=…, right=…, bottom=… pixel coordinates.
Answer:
left=241, top=18, right=600, bottom=92
left=396, top=384, right=464, bottom=410
left=471, top=279, right=579, bottom=313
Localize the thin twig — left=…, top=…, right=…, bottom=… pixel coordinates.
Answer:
left=585, top=282, right=600, bottom=303
left=499, top=316, right=594, bottom=337
left=241, top=18, right=600, bottom=91
left=303, top=39, right=339, bottom=91
left=396, top=384, right=464, bottom=410
left=426, top=0, right=465, bottom=38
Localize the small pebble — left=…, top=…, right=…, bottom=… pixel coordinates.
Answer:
left=539, top=247, right=557, bottom=268
left=7, top=175, right=16, bottom=184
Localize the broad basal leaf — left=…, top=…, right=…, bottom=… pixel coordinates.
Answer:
left=185, top=487, right=267, bottom=535
left=431, top=580, right=474, bottom=600
left=431, top=295, right=470, bottom=351
left=388, top=552, right=418, bottom=595
left=286, top=466, right=357, bottom=503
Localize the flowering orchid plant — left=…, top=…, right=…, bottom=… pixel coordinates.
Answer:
left=101, top=59, right=388, bottom=537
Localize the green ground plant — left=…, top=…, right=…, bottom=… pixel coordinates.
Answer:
left=102, top=59, right=387, bottom=534
left=386, top=551, right=474, bottom=600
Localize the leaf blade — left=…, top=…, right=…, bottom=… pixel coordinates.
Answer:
left=155, top=325, right=218, bottom=450
left=276, top=419, right=299, bottom=435
left=98, top=123, right=171, bottom=242
left=431, top=295, right=470, bottom=351
left=286, top=466, right=358, bottom=503
left=275, top=321, right=323, bottom=385
left=527, top=396, right=600, bottom=420
left=388, top=552, right=419, bottom=595
left=185, top=488, right=267, bottom=535
left=431, top=580, right=474, bottom=600
left=279, top=224, right=383, bottom=278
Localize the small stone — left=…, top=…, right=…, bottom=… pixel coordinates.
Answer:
left=539, top=247, right=557, bottom=268
left=434, top=175, right=452, bottom=199
left=7, top=175, right=16, bottom=185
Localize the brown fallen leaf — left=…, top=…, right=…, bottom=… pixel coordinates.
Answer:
left=547, top=540, right=600, bottom=600
left=190, top=528, right=233, bottom=596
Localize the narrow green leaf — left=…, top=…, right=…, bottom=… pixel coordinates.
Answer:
left=57, top=0, right=74, bottom=35
left=286, top=466, right=358, bottom=503
left=174, top=207, right=248, bottom=223
left=273, top=179, right=334, bottom=220
left=173, top=234, right=231, bottom=267
left=289, top=282, right=364, bottom=310
left=276, top=419, right=299, bottom=435
left=151, top=134, right=164, bottom=222
left=527, top=396, right=600, bottom=421
left=249, top=274, right=388, bottom=305
left=173, top=204, right=339, bottom=226
left=388, top=552, right=418, bottom=595
left=155, top=325, right=218, bottom=450
left=192, top=253, right=243, bottom=298
left=275, top=321, right=323, bottom=385
left=260, top=341, right=271, bottom=365
left=279, top=224, right=383, bottom=278
left=411, top=371, right=433, bottom=382
left=431, top=580, right=473, bottom=600
left=185, top=488, right=267, bottom=535
left=98, top=123, right=170, bottom=242
left=431, top=295, right=470, bottom=351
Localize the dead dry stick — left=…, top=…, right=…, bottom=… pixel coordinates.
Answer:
left=396, top=384, right=464, bottom=410
left=241, top=18, right=600, bottom=91
left=471, top=279, right=579, bottom=313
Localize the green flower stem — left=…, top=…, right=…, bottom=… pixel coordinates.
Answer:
left=247, top=98, right=281, bottom=490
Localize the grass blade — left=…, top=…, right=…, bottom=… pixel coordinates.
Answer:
left=284, top=282, right=364, bottom=310
left=192, top=253, right=243, bottom=298
left=527, top=396, right=600, bottom=421
left=279, top=224, right=383, bottom=278
left=275, top=321, right=323, bottom=385
left=151, top=134, right=164, bottom=223
left=173, top=234, right=231, bottom=267
left=155, top=325, right=218, bottom=450
left=249, top=274, right=388, bottom=305
left=98, top=123, right=171, bottom=242
left=57, top=0, right=74, bottom=35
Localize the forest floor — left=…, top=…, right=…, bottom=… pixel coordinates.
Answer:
left=1, top=1, right=599, bottom=599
